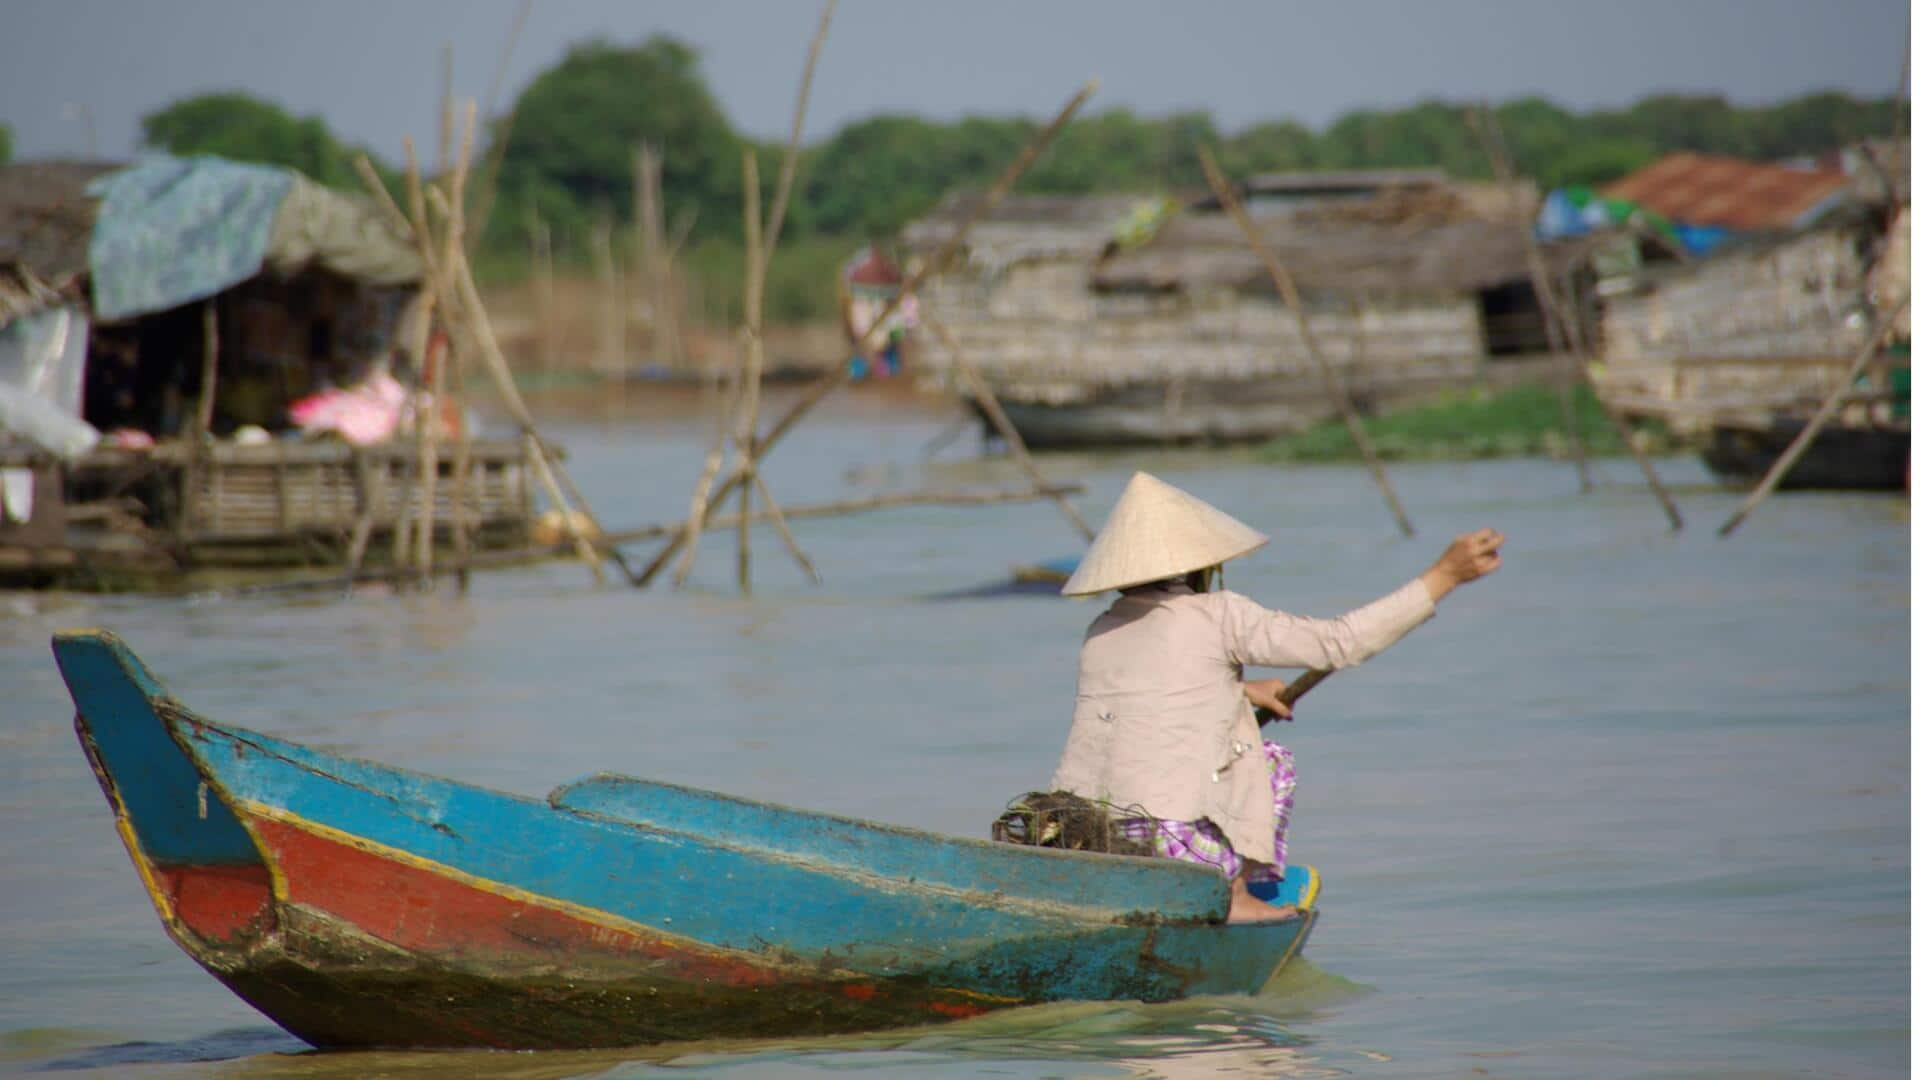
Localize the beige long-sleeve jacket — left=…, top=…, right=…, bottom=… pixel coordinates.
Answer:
left=1050, top=578, right=1436, bottom=864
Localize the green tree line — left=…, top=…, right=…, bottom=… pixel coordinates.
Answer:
left=132, top=34, right=1901, bottom=319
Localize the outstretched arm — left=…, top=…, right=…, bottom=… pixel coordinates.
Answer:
left=1223, top=528, right=1506, bottom=671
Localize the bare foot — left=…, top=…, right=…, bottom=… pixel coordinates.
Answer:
left=1227, top=877, right=1301, bottom=924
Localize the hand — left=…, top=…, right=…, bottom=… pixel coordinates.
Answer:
left=1421, top=528, right=1504, bottom=602
left=1243, top=678, right=1292, bottom=721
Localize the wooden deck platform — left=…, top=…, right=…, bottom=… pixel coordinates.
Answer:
left=0, top=439, right=536, bottom=587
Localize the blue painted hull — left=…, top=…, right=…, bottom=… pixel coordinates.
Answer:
left=53, top=630, right=1319, bottom=1049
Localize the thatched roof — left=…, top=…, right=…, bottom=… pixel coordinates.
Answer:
left=1241, top=167, right=1449, bottom=199
left=0, top=160, right=118, bottom=321
left=1096, top=196, right=1555, bottom=297
left=903, top=177, right=1558, bottom=297
left=901, top=193, right=1148, bottom=270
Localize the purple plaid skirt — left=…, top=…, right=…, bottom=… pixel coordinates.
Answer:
left=1116, top=741, right=1296, bottom=882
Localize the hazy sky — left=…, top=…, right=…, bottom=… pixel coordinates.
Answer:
left=2, top=0, right=1908, bottom=163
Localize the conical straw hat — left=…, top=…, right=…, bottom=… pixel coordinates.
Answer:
left=1061, top=472, right=1268, bottom=596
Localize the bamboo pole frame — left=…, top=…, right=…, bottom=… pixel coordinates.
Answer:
left=1196, top=146, right=1416, bottom=538
left=357, top=126, right=624, bottom=587
left=667, top=2, right=836, bottom=592
left=636, top=78, right=1100, bottom=588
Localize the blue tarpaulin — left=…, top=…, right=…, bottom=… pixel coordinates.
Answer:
left=86, top=156, right=294, bottom=322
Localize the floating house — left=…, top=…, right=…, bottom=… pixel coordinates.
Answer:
left=0, top=157, right=537, bottom=586
left=901, top=172, right=1580, bottom=448
left=1584, top=148, right=1908, bottom=488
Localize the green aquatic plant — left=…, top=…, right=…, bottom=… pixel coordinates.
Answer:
left=1258, top=382, right=1676, bottom=463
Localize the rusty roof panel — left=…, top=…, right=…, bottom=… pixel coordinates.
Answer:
left=1602, top=152, right=1854, bottom=231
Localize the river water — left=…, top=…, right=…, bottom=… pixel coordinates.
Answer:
left=0, top=390, right=1908, bottom=1078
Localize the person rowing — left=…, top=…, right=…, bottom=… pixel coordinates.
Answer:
left=1049, top=472, right=1503, bottom=923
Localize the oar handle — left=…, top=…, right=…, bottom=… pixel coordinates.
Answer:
left=1254, top=669, right=1332, bottom=725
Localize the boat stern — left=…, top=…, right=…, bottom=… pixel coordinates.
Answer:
left=53, top=630, right=277, bottom=955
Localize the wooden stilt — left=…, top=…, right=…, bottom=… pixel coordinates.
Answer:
left=1197, top=146, right=1416, bottom=538
left=341, top=448, right=379, bottom=593
left=180, top=298, right=220, bottom=545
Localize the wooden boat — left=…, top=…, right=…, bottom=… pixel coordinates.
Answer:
left=1700, top=416, right=1910, bottom=491
left=53, top=630, right=1321, bottom=1051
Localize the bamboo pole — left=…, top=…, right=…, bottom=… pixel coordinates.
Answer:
left=390, top=336, right=423, bottom=571
left=241, top=484, right=1090, bottom=596
left=1467, top=104, right=1591, bottom=491
left=390, top=141, right=441, bottom=575
left=592, top=214, right=622, bottom=376
left=414, top=102, right=477, bottom=583
left=760, top=0, right=836, bottom=271
left=445, top=340, right=472, bottom=591
left=341, top=448, right=379, bottom=590
left=735, top=151, right=765, bottom=593
left=1470, top=106, right=1683, bottom=531
left=751, top=468, right=821, bottom=584
left=195, top=300, right=219, bottom=438
left=180, top=298, right=219, bottom=544
left=413, top=326, right=445, bottom=580
left=445, top=116, right=477, bottom=590
left=444, top=207, right=614, bottom=584
left=529, top=212, right=555, bottom=388
left=635, top=143, right=657, bottom=360
left=669, top=4, right=836, bottom=591
left=464, top=0, right=532, bottom=253
left=1717, top=297, right=1907, bottom=537
left=922, top=313, right=1093, bottom=540
left=635, top=79, right=1100, bottom=587
left=437, top=42, right=454, bottom=177
left=1196, top=146, right=1416, bottom=538
left=669, top=361, right=741, bottom=587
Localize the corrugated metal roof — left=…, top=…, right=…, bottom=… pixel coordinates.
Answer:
left=1602, top=152, right=1855, bottom=231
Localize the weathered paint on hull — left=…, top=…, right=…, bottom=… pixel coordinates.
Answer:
left=56, top=630, right=1320, bottom=1050
left=1702, top=421, right=1909, bottom=490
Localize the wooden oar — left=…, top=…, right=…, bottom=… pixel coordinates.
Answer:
left=1255, top=669, right=1332, bottom=725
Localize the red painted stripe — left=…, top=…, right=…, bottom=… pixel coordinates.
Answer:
left=247, top=814, right=784, bottom=987
left=153, top=863, right=274, bottom=943
left=241, top=813, right=1002, bottom=1022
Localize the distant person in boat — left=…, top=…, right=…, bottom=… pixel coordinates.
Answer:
left=838, top=244, right=913, bottom=380
left=1051, top=472, right=1502, bottom=924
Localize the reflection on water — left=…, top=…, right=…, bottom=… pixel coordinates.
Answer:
left=0, top=395, right=1907, bottom=1078
left=92, top=977, right=1368, bottom=1079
